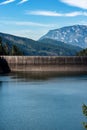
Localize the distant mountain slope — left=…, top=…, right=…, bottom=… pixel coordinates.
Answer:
left=39, top=38, right=82, bottom=56
left=0, top=32, right=39, bottom=55
left=0, top=32, right=82, bottom=56
left=39, top=25, right=87, bottom=48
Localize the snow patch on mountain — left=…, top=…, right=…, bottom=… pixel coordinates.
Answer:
left=39, top=25, right=87, bottom=48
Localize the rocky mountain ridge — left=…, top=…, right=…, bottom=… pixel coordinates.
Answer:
left=39, top=25, right=87, bottom=48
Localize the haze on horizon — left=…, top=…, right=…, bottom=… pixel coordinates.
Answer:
left=0, top=0, right=87, bottom=40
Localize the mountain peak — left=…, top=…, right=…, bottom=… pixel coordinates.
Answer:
left=49, top=25, right=87, bottom=31
left=39, top=25, right=87, bottom=48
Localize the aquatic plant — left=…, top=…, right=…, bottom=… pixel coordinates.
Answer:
left=82, top=104, right=87, bottom=129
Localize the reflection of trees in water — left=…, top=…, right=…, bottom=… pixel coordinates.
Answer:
left=0, top=81, right=2, bottom=90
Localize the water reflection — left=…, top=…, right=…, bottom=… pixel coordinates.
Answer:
left=10, top=71, right=87, bottom=81
left=0, top=72, right=87, bottom=130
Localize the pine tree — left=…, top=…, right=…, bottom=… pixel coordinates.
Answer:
left=0, top=37, right=4, bottom=55
left=11, top=45, right=23, bottom=55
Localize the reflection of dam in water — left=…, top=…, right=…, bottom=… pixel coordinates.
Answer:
left=0, top=56, right=87, bottom=73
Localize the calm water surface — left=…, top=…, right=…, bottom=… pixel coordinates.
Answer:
left=0, top=72, right=87, bottom=130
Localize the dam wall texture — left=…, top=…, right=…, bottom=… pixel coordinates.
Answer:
left=0, top=56, right=87, bottom=72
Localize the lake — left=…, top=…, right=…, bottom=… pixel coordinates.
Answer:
left=0, top=72, right=87, bottom=130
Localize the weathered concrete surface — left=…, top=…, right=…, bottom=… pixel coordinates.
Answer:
left=0, top=56, right=87, bottom=72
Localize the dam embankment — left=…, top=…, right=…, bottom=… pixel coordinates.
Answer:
left=0, top=56, right=87, bottom=73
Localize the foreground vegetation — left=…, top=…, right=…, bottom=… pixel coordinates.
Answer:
left=82, top=104, right=87, bottom=129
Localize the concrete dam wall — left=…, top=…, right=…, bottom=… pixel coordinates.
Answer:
left=0, top=56, right=87, bottom=73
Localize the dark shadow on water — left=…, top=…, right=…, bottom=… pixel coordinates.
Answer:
left=0, top=57, right=11, bottom=74
left=10, top=71, right=87, bottom=81
left=0, top=81, right=2, bottom=90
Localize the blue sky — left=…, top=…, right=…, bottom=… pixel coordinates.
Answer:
left=0, top=0, right=87, bottom=40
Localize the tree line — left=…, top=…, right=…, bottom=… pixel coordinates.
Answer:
left=77, top=49, right=87, bottom=56
left=0, top=37, right=23, bottom=55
